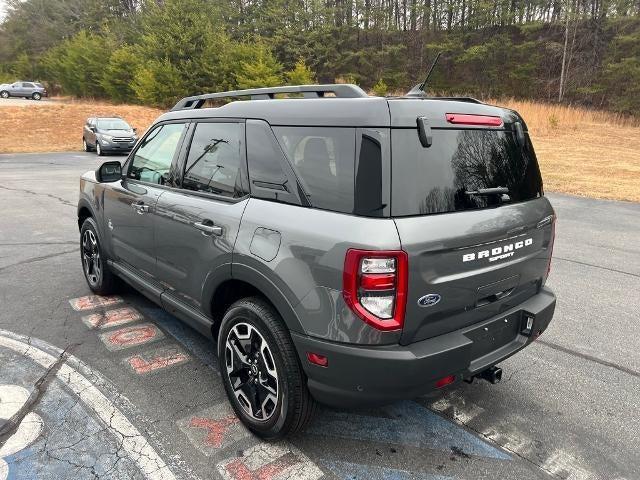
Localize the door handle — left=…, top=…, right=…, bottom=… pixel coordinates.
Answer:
left=193, top=221, right=222, bottom=236
left=131, top=202, right=150, bottom=214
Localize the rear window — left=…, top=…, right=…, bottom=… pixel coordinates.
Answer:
left=274, top=127, right=355, bottom=214
left=391, top=129, right=543, bottom=216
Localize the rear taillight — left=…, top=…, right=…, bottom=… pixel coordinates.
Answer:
left=343, top=249, right=408, bottom=331
left=446, top=113, right=503, bottom=127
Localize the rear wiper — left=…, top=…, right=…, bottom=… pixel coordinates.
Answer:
left=465, top=187, right=510, bottom=196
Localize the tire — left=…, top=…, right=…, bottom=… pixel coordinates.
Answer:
left=0, top=91, right=8, bottom=99
left=32, top=92, right=41, bottom=100
left=218, top=297, right=316, bottom=440
left=80, top=217, right=119, bottom=295
left=83, top=138, right=89, bottom=152
left=96, top=143, right=104, bottom=156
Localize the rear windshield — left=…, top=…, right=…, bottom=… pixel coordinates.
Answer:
left=391, top=128, right=543, bottom=216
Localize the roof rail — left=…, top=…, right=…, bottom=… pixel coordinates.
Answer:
left=171, top=84, right=369, bottom=111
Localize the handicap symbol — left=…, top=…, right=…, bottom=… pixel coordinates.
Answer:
left=0, top=385, right=44, bottom=480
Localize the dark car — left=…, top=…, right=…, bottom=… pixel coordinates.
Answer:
left=82, top=117, right=138, bottom=156
left=77, top=84, right=556, bottom=439
left=0, top=81, right=47, bottom=100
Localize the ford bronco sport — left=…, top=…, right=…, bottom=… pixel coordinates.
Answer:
left=77, top=84, right=556, bottom=439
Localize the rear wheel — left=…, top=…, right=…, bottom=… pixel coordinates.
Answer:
left=80, top=217, right=118, bottom=295
left=218, top=297, right=316, bottom=439
left=32, top=92, right=41, bottom=100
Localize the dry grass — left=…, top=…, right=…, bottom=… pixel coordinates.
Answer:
left=493, top=99, right=640, bottom=203
left=0, top=97, right=638, bottom=202
left=0, top=98, right=162, bottom=154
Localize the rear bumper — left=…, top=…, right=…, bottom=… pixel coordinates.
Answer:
left=292, top=287, right=555, bottom=408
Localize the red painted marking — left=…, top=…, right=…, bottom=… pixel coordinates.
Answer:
left=69, top=295, right=122, bottom=311
left=224, top=454, right=298, bottom=480
left=128, top=351, right=190, bottom=374
left=107, top=325, right=158, bottom=347
left=188, top=415, right=239, bottom=448
left=82, top=307, right=142, bottom=329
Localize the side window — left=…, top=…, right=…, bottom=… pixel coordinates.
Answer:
left=129, top=123, right=185, bottom=185
left=246, top=119, right=301, bottom=205
left=354, top=135, right=384, bottom=217
left=273, top=126, right=355, bottom=214
left=23, top=83, right=34, bottom=88
left=182, top=122, right=246, bottom=198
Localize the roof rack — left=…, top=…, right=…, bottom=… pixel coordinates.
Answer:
left=171, top=84, right=369, bottom=111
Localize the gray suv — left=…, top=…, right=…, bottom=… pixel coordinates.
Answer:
left=77, top=84, right=556, bottom=439
left=83, top=117, right=138, bottom=156
left=0, top=81, right=47, bottom=100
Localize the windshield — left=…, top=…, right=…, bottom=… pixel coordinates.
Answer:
left=97, top=119, right=131, bottom=130
left=391, top=128, right=543, bottom=216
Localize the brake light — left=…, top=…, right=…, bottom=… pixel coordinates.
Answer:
left=446, top=113, right=503, bottom=127
left=343, top=249, right=408, bottom=331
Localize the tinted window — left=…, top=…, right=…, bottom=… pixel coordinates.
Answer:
left=129, top=123, right=185, bottom=185
left=23, top=83, right=34, bottom=88
left=354, top=135, right=384, bottom=217
left=391, top=129, right=543, bottom=216
left=246, top=120, right=300, bottom=205
left=182, top=122, right=246, bottom=198
left=274, top=127, right=355, bottom=213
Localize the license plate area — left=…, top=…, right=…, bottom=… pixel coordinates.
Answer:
left=466, top=312, right=521, bottom=360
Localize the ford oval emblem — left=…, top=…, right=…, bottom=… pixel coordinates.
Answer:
left=417, top=294, right=441, bottom=307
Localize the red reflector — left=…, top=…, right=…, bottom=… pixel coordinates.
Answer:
left=360, top=273, right=395, bottom=290
left=446, top=113, right=503, bottom=127
left=306, top=352, right=328, bottom=367
left=435, top=375, right=456, bottom=389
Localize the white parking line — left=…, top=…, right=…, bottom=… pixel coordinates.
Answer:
left=0, top=329, right=177, bottom=480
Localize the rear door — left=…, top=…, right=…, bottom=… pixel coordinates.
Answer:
left=390, top=123, right=555, bottom=345
left=154, top=119, right=249, bottom=312
left=103, top=121, right=188, bottom=279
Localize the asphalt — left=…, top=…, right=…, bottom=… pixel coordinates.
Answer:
left=0, top=151, right=638, bottom=480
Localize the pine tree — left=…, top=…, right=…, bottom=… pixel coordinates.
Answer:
left=285, top=59, right=316, bottom=85
left=235, top=46, right=283, bottom=89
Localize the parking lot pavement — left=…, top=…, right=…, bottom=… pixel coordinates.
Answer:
left=0, top=98, right=54, bottom=107
left=0, top=151, right=638, bottom=480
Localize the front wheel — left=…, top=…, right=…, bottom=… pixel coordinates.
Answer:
left=0, top=91, right=9, bottom=99
left=83, top=138, right=89, bottom=152
left=218, top=297, right=316, bottom=439
left=80, top=217, right=118, bottom=295
left=96, top=143, right=104, bottom=156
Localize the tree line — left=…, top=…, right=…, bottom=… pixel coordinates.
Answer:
left=0, top=0, right=638, bottom=114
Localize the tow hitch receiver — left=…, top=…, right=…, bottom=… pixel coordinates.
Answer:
left=479, top=366, right=503, bottom=384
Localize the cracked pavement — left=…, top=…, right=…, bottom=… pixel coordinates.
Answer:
left=0, top=151, right=638, bottom=480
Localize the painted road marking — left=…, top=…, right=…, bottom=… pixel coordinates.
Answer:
left=541, top=450, right=594, bottom=480
left=82, top=307, right=143, bottom=329
left=177, top=403, right=249, bottom=455
left=217, top=443, right=323, bottom=480
left=429, top=393, right=485, bottom=425
left=69, top=295, right=123, bottom=311
left=322, top=460, right=454, bottom=480
left=99, top=323, right=164, bottom=351
left=127, top=346, right=190, bottom=374
left=308, top=401, right=509, bottom=460
left=0, top=329, right=177, bottom=480
left=427, top=395, right=596, bottom=479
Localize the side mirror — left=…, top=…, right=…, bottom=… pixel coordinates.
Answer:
left=96, top=161, right=122, bottom=183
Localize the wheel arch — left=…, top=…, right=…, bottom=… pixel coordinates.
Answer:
left=206, top=264, right=305, bottom=341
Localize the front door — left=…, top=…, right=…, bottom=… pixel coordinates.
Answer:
left=154, top=120, right=249, bottom=312
left=103, top=122, right=188, bottom=280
